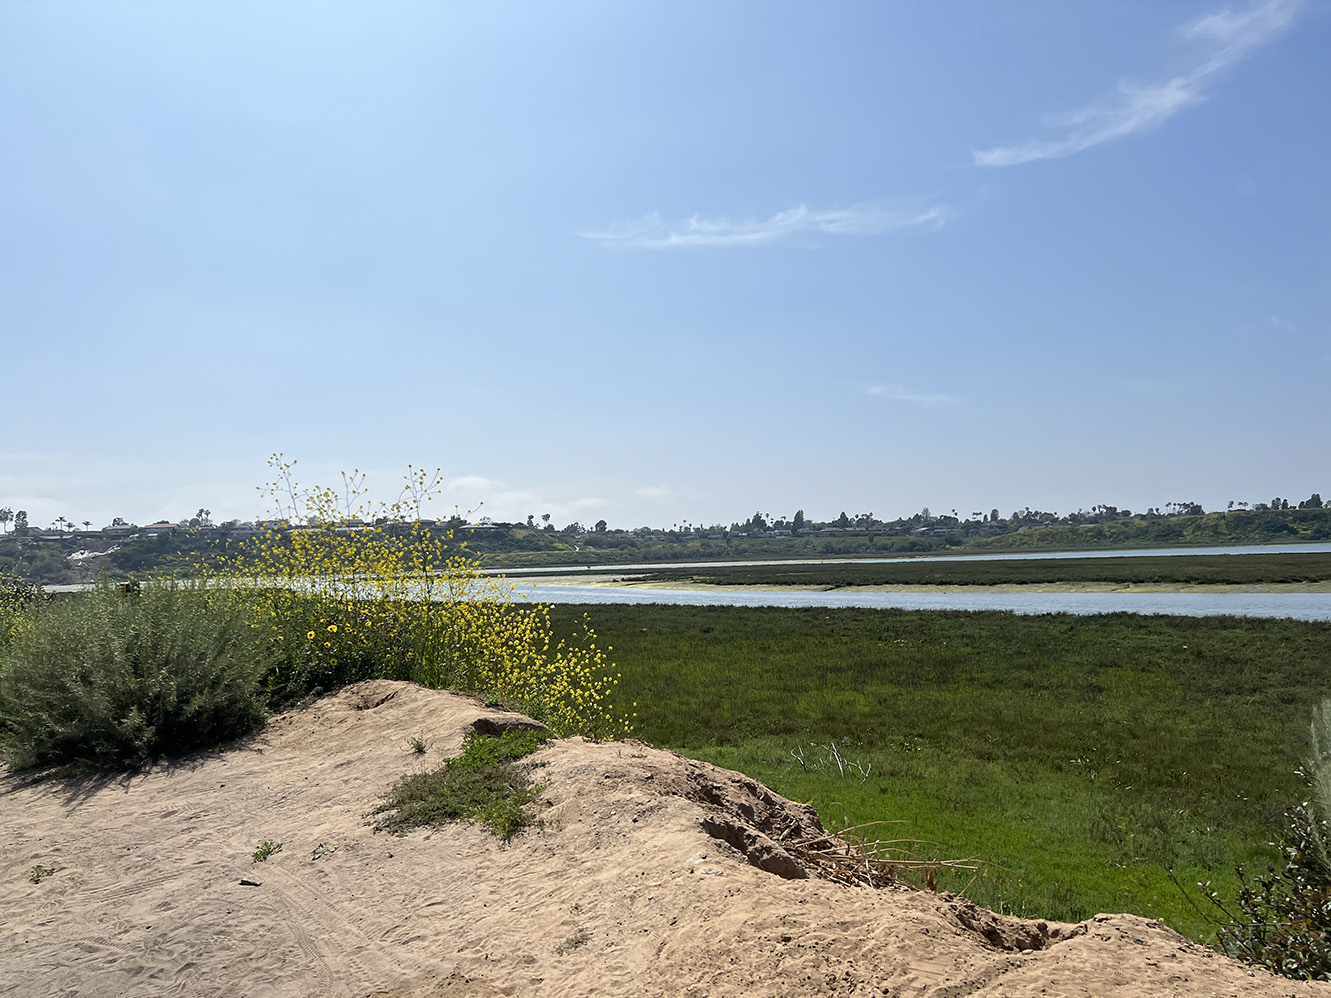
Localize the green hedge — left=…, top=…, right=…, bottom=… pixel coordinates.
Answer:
left=0, top=582, right=273, bottom=771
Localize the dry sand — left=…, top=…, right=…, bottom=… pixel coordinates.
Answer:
left=2, top=680, right=1324, bottom=997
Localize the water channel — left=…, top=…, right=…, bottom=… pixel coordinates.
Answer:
left=512, top=583, right=1331, bottom=621
left=510, top=543, right=1331, bottom=621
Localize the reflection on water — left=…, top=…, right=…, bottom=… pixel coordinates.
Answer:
left=514, top=583, right=1331, bottom=621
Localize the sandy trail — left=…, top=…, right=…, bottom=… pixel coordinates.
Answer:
left=2, top=680, right=1323, bottom=997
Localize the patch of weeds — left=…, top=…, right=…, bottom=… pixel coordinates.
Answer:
left=372, top=728, right=551, bottom=842
left=480, top=692, right=552, bottom=727
left=555, top=927, right=592, bottom=955
left=251, top=840, right=283, bottom=863
left=28, top=863, right=56, bottom=884
left=789, top=740, right=873, bottom=783
left=482, top=693, right=527, bottom=713
left=410, top=736, right=428, bottom=755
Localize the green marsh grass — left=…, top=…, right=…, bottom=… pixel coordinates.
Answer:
left=639, top=551, right=1331, bottom=588
left=549, top=603, right=1331, bottom=937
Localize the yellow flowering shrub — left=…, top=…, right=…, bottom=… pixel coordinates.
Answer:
left=209, top=456, right=629, bottom=739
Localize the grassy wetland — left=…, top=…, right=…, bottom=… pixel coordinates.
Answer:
left=632, top=550, right=1331, bottom=589
left=548, top=602, right=1331, bottom=939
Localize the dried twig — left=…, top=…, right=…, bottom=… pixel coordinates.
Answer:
left=780, top=814, right=982, bottom=892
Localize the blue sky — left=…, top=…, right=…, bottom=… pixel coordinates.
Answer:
left=2, top=1, right=1327, bottom=530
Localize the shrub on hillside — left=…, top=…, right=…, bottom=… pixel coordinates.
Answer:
left=0, top=575, right=45, bottom=649
left=215, top=456, right=629, bottom=737
left=0, top=582, right=272, bottom=771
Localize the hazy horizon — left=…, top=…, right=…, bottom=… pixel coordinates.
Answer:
left=0, top=469, right=1323, bottom=535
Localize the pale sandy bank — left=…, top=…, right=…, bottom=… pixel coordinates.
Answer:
left=3, top=681, right=1323, bottom=998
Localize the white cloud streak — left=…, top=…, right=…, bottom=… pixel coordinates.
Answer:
left=866, top=384, right=959, bottom=408
left=974, top=0, right=1300, bottom=167
left=441, top=475, right=611, bottom=523
left=447, top=474, right=503, bottom=492
left=580, top=201, right=950, bottom=249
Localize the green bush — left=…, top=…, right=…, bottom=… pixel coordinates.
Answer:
left=0, top=576, right=45, bottom=649
left=0, top=582, right=273, bottom=771
left=1212, top=803, right=1331, bottom=980
left=1210, top=699, right=1331, bottom=980
left=252, top=590, right=405, bottom=711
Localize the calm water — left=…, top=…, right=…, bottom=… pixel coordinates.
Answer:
left=501, top=542, right=1331, bottom=620
left=514, top=583, right=1331, bottom=621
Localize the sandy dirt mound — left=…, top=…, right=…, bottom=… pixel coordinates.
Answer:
left=2, top=680, right=1324, bottom=997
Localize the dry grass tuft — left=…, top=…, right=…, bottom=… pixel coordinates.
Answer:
left=787, top=818, right=981, bottom=893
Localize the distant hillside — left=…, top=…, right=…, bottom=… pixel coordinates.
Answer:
left=963, top=507, right=1331, bottom=552
left=2, top=507, right=1328, bottom=586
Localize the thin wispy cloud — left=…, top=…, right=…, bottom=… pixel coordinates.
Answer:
left=441, top=475, right=610, bottom=522
left=580, top=201, right=950, bottom=249
left=448, top=474, right=503, bottom=492
left=974, top=0, right=1301, bottom=167
left=866, top=384, right=959, bottom=408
